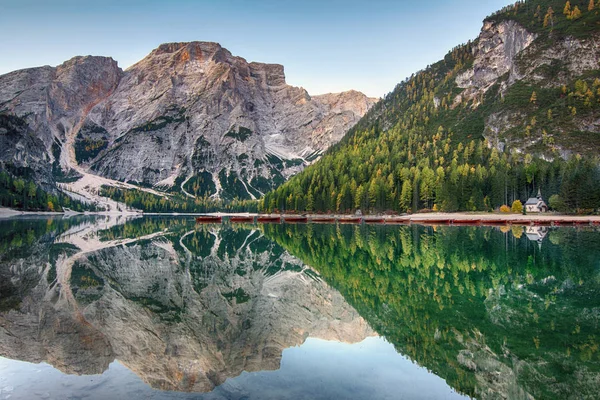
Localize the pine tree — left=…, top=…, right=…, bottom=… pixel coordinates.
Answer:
left=589, top=0, right=595, bottom=12
left=571, top=6, right=582, bottom=19
left=399, top=180, right=412, bottom=212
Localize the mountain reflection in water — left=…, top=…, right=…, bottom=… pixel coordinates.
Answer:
left=0, top=216, right=598, bottom=400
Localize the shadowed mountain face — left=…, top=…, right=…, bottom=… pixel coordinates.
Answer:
left=0, top=217, right=373, bottom=392
left=0, top=42, right=376, bottom=200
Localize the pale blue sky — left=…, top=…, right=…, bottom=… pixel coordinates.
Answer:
left=0, top=0, right=511, bottom=97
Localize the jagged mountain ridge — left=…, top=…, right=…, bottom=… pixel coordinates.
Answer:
left=0, top=41, right=376, bottom=203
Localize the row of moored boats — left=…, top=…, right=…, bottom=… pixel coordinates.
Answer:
left=195, top=215, right=600, bottom=226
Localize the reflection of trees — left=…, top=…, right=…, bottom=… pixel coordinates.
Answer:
left=263, top=224, right=600, bottom=399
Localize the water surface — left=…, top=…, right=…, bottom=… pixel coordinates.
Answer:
left=0, top=216, right=598, bottom=399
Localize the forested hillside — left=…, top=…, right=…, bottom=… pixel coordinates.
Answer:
left=261, top=0, right=600, bottom=214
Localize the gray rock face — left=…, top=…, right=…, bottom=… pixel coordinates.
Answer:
left=456, top=20, right=537, bottom=92
left=0, top=114, right=53, bottom=187
left=86, top=42, right=376, bottom=198
left=0, top=56, right=122, bottom=166
left=0, top=42, right=376, bottom=200
left=456, top=19, right=600, bottom=158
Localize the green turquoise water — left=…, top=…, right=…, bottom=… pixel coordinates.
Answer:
left=0, top=216, right=598, bottom=399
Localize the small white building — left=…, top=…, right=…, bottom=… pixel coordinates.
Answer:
left=525, top=189, right=548, bottom=213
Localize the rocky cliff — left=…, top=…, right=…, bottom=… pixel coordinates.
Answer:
left=455, top=16, right=600, bottom=156
left=0, top=42, right=376, bottom=202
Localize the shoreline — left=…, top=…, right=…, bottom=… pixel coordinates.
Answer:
left=2, top=207, right=599, bottom=225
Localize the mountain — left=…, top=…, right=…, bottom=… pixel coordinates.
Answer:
left=0, top=42, right=375, bottom=210
left=262, top=0, right=600, bottom=214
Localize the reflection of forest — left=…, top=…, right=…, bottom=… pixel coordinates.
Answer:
left=263, top=224, right=600, bottom=400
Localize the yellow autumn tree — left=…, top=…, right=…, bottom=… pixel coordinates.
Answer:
left=511, top=200, right=523, bottom=214
left=564, top=1, right=571, bottom=15
left=530, top=91, right=537, bottom=104
left=589, top=0, right=595, bottom=12
left=543, top=7, right=555, bottom=27
left=571, top=5, right=582, bottom=19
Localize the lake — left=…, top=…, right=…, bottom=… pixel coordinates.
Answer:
left=0, top=216, right=598, bottom=399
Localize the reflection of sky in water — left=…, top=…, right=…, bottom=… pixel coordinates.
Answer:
left=0, top=337, right=466, bottom=400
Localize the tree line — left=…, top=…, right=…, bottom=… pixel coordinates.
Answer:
left=260, top=1, right=600, bottom=215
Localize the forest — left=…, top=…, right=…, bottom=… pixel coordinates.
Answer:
left=0, top=169, right=100, bottom=212
left=99, top=186, right=258, bottom=213
left=260, top=0, right=600, bottom=215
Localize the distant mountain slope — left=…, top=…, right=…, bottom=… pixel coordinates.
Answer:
left=262, top=0, right=600, bottom=214
left=0, top=42, right=375, bottom=210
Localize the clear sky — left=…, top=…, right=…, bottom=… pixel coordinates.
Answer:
left=0, top=0, right=512, bottom=98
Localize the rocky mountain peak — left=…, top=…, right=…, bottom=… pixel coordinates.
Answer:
left=0, top=40, right=376, bottom=205
left=144, top=41, right=231, bottom=67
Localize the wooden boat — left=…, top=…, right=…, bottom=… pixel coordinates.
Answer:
left=229, top=216, right=255, bottom=223
left=572, top=220, right=590, bottom=226
left=533, top=220, right=553, bottom=226
left=257, top=216, right=281, bottom=223
left=364, top=217, right=385, bottom=224
left=283, top=216, right=308, bottom=223
left=338, top=217, right=362, bottom=224
left=196, top=215, right=222, bottom=223
left=310, top=217, right=336, bottom=223
left=509, top=220, right=532, bottom=226
left=412, top=218, right=452, bottom=225
left=385, top=218, right=411, bottom=224
left=451, top=219, right=482, bottom=226
left=481, top=219, right=508, bottom=226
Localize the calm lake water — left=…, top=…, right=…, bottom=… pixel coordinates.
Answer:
left=0, top=216, right=598, bottom=399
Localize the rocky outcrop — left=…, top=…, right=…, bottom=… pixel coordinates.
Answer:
left=0, top=114, right=54, bottom=187
left=455, top=18, right=600, bottom=158
left=0, top=42, right=376, bottom=200
left=456, top=20, right=537, bottom=93
left=0, top=56, right=122, bottom=165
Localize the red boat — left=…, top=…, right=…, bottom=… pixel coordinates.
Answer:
left=533, top=220, right=553, bottom=226
left=385, top=218, right=411, bottom=224
left=284, top=216, right=308, bottom=223
left=451, top=219, right=482, bottom=226
left=311, top=217, right=336, bottom=223
left=364, top=217, right=385, bottom=224
left=257, top=216, right=281, bottom=223
left=338, top=217, right=362, bottom=224
left=482, top=219, right=509, bottom=226
left=510, top=220, right=532, bottom=226
left=196, top=216, right=222, bottom=223
left=230, top=216, right=255, bottom=223
left=412, top=219, right=452, bottom=225
left=573, top=220, right=590, bottom=226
